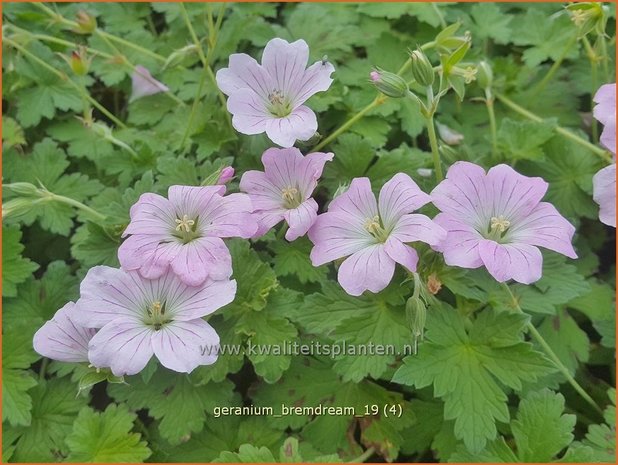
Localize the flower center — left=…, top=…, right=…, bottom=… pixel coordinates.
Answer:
left=486, top=215, right=511, bottom=241
left=173, top=214, right=200, bottom=244
left=144, top=300, right=170, bottom=330
left=281, top=186, right=302, bottom=209
left=364, top=215, right=389, bottom=242
left=267, top=90, right=292, bottom=117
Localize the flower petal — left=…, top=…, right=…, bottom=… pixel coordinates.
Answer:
left=478, top=240, right=543, bottom=284
left=328, top=177, right=378, bottom=220
left=216, top=53, right=272, bottom=98
left=205, top=193, right=258, bottom=239
left=284, top=198, right=318, bottom=241
left=261, top=38, right=309, bottom=97
left=239, top=169, right=285, bottom=210
left=593, top=164, right=616, bottom=227
left=151, top=319, right=220, bottom=374
left=508, top=202, right=578, bottom=258
left=122, top=193, right=175, bottom=237
left=88, top=317, right=154, bottom=376
left=170, top=237, right=233, bottom=285
left=130, top=65, right=169, bottom=102
left=383, top=238, right=419, bottom=272
left=166, top=277, right=237, bottom=321
left=292, top=60, right=335, bottom=106
left=227, top=88, right=272, bottom=136
left=390, top=213, right=447, bottom=246
left=265, top=106, right=317, bottom=147
left=167, top=185, right=226, bottom=218
left=432, top=213, right=484, bottom=269
left=308, top=211, right=373, bottom=265
left=378, top=173, right=431, bottom=228
left=593, top=83, right=616, bottom=126
left=118, top=235, right=178, bottom=279
left=337, top=245, right=395, bottom=296
left=33, top=302, right=95, bottom=363
left=252, top=209, right=286, bottom=238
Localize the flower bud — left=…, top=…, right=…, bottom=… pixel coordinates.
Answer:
left=409, top=48, right=434, bottom=87
left=405, top=296, right=427, bottom=354
left=476, top=61, right=493, bottom=89
left=216, top=167, right=235, bottom=185
left=369, top=68, right=409, bottom=99
left=2, top=198, right=35, bottom=219
left=4, top=182, right=40, bottom=197
left=70, top=47, right=90, bottom=76
left=416, top=168, right=433, bottom=178
left=75, top=10, right=97, bottom=34
left=162, top=44, right=199, bottom=71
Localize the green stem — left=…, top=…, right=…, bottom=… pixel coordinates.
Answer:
left=598, top=33, right=610, bottom=82
left=347, top=447, right=375, bottom=464
left=485, top=88, right=499, bottom=160
left=530, top=33, right=578, bottom=97
left=502, top=283, right=604, bottom=415
left=180, top=67, right=208, bottom=150
left=46, top=192, right=107, bottom=222
left=39, top=358, right=49, bottom=381
left=425, top=113, right=443, bottom=182
left=180, top=3, right=207, bottom=66
left=276, top=223, right=289, bottom=240
left=495, top=92, right=613, bottom=163
left=582, top=36, right=599, bottom=142
left=5, top=38, right=127, bottom=129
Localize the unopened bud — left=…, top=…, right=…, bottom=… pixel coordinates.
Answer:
left=416, top=168, right=433, bottom=178
left=216, top=167, right=235, bottom=185
left=369, top=68, right=409, bottom=98
left=436, top=123, right=464, bottom=146
left=69, top=47, right=90, bottom=76
left=2, top=198, right=35, bottom=219
left=477, top=61, right=493, bottom=89
left=4, top=182, right=40, bottom=197
left=162, top=44, right=199, bottom=71
left=75, top=10, right=97, bottom=34
left=409, top=48, right=434, bottom=87
left=405, top=297, right=427, bottom=354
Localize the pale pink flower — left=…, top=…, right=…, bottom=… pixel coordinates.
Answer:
left=118, top=185, right=257, bottom=286
left=308, top=174, right=446, bottom=296
left=240, top=147, right=333, bottom=241
left=216, top=38, right=335, bottom=147
left=33, top=302, right=96, bottom=363
left=593, top=83, right=616, bottom=154
left=593, top=164, right=616, bottom=227
left=216, top=166, right=235, bottom=185
left=72, top=266, right=235, bottom=376
left=130, top=65, right=169, bottom=102
left=431, top=162, right=577, bottom=284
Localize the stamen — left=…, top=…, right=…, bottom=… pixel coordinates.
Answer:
left=145, top=300, right=168, bottom=330
left=364, top=215, right=389, bottom=242
left=175, top=214, right=195, bottom=233
left=281, top=186, right=301, bottom=208
left=490, top=215, right=510, bottom=233
left=268, top=89, right=292, bottom=117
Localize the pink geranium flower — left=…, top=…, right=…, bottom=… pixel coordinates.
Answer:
left=72, top=266, right=235, bottom=376
left=216, top=38, right=335, bottom=147
left=240, top=147, right=333, bottom=241
left=593, top=83, right=616, bottom=154
left=130, top=65, right=169, bottom=102
left=33, top=302, right=96, bottom=363
left=431, top=162, right=577, bottom=284
left=118, top=185, right=257, bottom=286
left=593, top=164, right=616, bottom=227
left=308, top=174, right=446, bottom=296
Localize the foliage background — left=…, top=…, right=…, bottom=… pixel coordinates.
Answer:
left=1, top=1, right=616, bottom=463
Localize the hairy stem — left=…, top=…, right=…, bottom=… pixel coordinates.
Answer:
left=425, top=113, right=444, bottom=182
left=530, top=33, right=578, bottom=97
left=485, top=89, right=499, bottom=160
left=45, top=192, right=107, bottom=223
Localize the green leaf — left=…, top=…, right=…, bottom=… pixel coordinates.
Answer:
left=469, top=4, right=513, bottom=45
left=2, top=225, right=39, bottom=297
left=8, top=378, right=89, bottom=462
left=70, top=221, right=121, bottom=267
left=66, top=404, right=151, bottom=462
left=269, top=237, right=327, bottom=284
left=2, top=325, right=39, bottom=426
left=393, top=305, right=554, bottom=453
left=322, top=134, right=375, bottom=191
left=2, top=116, right=25, bottom=150
left=215, top=444, right=277, bottom=463
left=537, top=309, right=589, bottom=375
left=108, top=370, right=236, bottom=445
left=496, top=118, right=555, bottom=161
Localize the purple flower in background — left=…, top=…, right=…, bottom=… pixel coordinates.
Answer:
left=118, top=185, right=257, bottom=286
left=72, top=266, right=235, bottom=376
left=593, top=83, right=616, bottom=154
left=431, top=162, right=577, bottom=284
left=33, top=302, right=96, bottom=363
left=308, top=174, right=446, bottom=296
left=130, top=65, right=169, bottom=102
left=216, top=38, right=335, bottom=147
left=593, top=164, right=616, bottom=227
left=240, top=147, right=333, bottom=241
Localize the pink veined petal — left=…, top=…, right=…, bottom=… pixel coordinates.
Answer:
left=265, top=106, right=318, bottom=147
left=431, top=161, right=491, bottom=229
left=297, top=151, right=334, bottom=198
left=337, top=244, right=396, bottom=296
left=508, top=202, right=578, bottom=258
left=390, top=213, right=447, bottom=246
left=486, top=164, right=548, bottom=221
left=163, top=277, right=237, bottom=321
left=383, top=238, right=419, bottom=273
left=118, top=234, right=177, bottom=276
left=167, top=185, right=225, bottom=219
left=478, top=239, right=543, bottom=284
left=227, top=88, right=272, bottom=136
left=252, top=209, right=287, bottom=238
left=593, top=83, right=616, bottom=126
left=205, top=193, right=257, bottom=239
left=292, top=60, right=335, bottom=106
left=432, top=213, right=484, bottom=268
left=130, top=65, right=169, bottom=103
left=88, top=317, right=154, bottom=376
left=240, top=169, right=285, bottom=210
left=33, top=302, right=95, bottom=363
left=261, top=38, right=310, bottom=98
left=284, top=198, right=318, bottom=241
left=170, top=237, right=233, bottom=285
left=593, top=164, right=616, bottom=227
left=216, top=53, right=272, bottom=98
left=328, top=177, right=379, bottom=221
left=123, top=193, right=175, bottom=237
left=600, top=119, right=616, bottom=155
left=73, top=266, right=148, bottom=328
left=151, top=319, right=220, bottom=374
left=308, top=211, right=374, bottom=265
left=261, top=147, right=305, bottom=190
left=378, top=173, right=431, bottom=228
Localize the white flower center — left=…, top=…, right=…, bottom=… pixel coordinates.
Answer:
left=281, top=186, right=302, bottom=209
left=364, top=215, right=389, bottom=242
left=268, top=90, right=292, bottom=117
left=144, top=300, right=170, bottom=330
